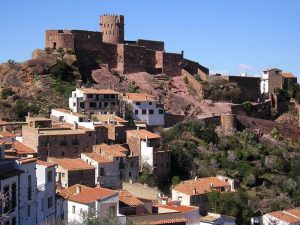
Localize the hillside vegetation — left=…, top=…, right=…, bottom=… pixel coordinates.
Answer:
left=160, top=120, right=300, bottom=224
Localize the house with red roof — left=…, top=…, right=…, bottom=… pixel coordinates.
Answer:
left=171, top=177, right=232, bottom=215
left=262, top=208, right=300, bottom=225
left=56, top=184, right=120, bottom=224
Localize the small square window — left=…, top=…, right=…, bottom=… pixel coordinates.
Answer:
left=159, top=109, right=164, bottom=114
left=72, top=206, right=76, bottom=214
left=142, top=110, right=146, bottom=115
left=149, top=102, right=152, bottom=105
left=136, top=102, right=141, bottom=105
left=149, top=109, right=154, bottom=115
left=135, top=110, right=139, bottom=115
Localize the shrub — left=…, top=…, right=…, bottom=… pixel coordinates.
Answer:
left=1, top=88, right=15, bottom=99
left=183, top=76, right=189, bottom=85
left=128, top=82, right=139, bottom=93
left=171, top=176, right=181, bottom=185
left=49, top=60, right=76, bottom=82
left=243, top=101, right=253, bottom=115
left=271, top=128, right=282, bottom=141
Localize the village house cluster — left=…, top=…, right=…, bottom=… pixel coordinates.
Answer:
left=1, top=13, right=299, bottom=225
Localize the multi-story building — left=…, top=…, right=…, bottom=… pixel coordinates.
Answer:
left=0, top=149, right=21, bottom=225
left=69, top=88, right=120, bottom=116
left=48, top=157, right=96, bottom=188
left=121, top=93, right=165, bottom=126
left=22, top=116, right=107, bottom=159
left=126, top=129, right=170, bottom=182
left=171, top=177, right=232, bottom=215
left=260, top=68, right=298, bottom=95
left=14, top=158, right=38, bottom=225
left=81, top=143, right=139, bottom=189
left=36, top=160, right=56, bottom=225
left=56, top=184, right=120, bottom=224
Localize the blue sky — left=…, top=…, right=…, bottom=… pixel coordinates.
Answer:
left=0, top=0, right=299, bottom=77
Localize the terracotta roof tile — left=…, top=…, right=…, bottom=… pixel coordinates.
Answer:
left=12, top=141, right=36, bottom=154
left=138, top=218, right=188, bottom=225
left=95, top=143, right=128, bottom=157
left=127, top=129, right=161, bottom=140
left=119, top=190, right=144, bottom=207
left=0, top=131, right=16, bottom=138
left=36, top=160, right=56, bottom=167
left=52, top=108, right=88, bottom=118
left=155, top=204, right=197, bottom=213
left=282, top=72, right=295, bottom=78
left=172, top=177, right=230, bottom=195
left=93, top=114, right=127, bottom=123
left=82, top=152, right=112, bottom=163
left=78, top=88, right=119, bottom=95
left=49, top=158, right=95, bottom=170
left=267, top=209, right=300, bottom=224
left=123, top=93, right=156, bottom=102
left=58, top=184, right=117, bottom=204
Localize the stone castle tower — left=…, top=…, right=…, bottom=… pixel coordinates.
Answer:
left=100, top=14, right=124, bottom=44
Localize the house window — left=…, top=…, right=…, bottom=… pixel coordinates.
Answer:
left=142, top=110, right=146, bottom=115
left=62, top=173, right=65, bottom=179
left=48, top=196, right=53, bottom=209
left=28, top=175, right=32, bottom=200
left=11, top=183, right=16, bottom=209
left=72, top=206, right=76, bottom=214
left=129, top=172, right=132, bottom=177
left=149, top=109, right=154, bottom=115
left=159, top=109, right=164, bottom=114
left=136, top=102, right=141, bottom=105
left=104, top=94, right=109, bottom=99
left=87, top=94, right=93, bottom=99
left=100, top=168, right=105, bottom=177
left=104, top=102, right=108, bottom=108
left=47, top=170, right=53, bottom=182
left=130, top=162, right=134, bottom=168
left=135, top=110, right=139, bottom=115
left=41, top=198, right=44, bottom=212
left=12, top=217, right=16, bottom=225
left=80, top=102, right=85, bottom=109
left=3, top=186, right=9, bottom=213
left=89, top=102, right=96, bottom=108
left=27, top=205, right=31, bottom=217
left=149, top=102, right=152, bottom=105
left=61, top=152, right=65, bottom=157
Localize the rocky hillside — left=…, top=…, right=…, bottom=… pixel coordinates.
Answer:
left=0, top=48, right=232, bottom=121
left=0, top=49, right=80, bottom=120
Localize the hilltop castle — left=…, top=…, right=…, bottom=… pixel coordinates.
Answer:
left=46, top=14, right=209, bottom=77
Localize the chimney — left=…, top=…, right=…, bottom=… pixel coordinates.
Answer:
left=74, top=122, right=78, bottom=130
left=76, top=186, right=81, bottom=194
left=193, top=188, right=196, bottom=194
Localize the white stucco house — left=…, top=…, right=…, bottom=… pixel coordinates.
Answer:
left=57, top=184, right=124, bottom=224
left=36, top=160, right=57, bottom=225
left=122, top=93, right=165, bottom=126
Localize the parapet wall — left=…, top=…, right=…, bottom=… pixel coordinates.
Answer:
left=230, top=100, right=271, bottom=119
left=46, top=30, right=74, bottom=50
left=137, top=39, right=165, bottom=51
left=162, top=52, right=183, bottom=77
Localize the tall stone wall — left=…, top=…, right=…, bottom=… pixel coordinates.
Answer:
left=183, top=59, right=209, bottom=75
left=117, top=44, right=146, bottom=74
left=230, top=100, right=271, bottom=119
left=162, top=52, right=183, bottom=77
left=137, top=39, right=164, bottom=51
left=268, top=73, right=283, bottom=94
left=71, top=30, right=102, bottom=51
left=45, top=30, right=74, bottom=50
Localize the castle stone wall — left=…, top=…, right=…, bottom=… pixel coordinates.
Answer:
left=137, top=39, right=164, bottom=51
left=46, top=30, right=74, bottom=50
left=162, top=52, right=183, bottom=77
left=183, top=59, right=209, bottom=75
left=71, top=30, right=102, bottom=51
left=117, top=44, right=146, bottom=74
